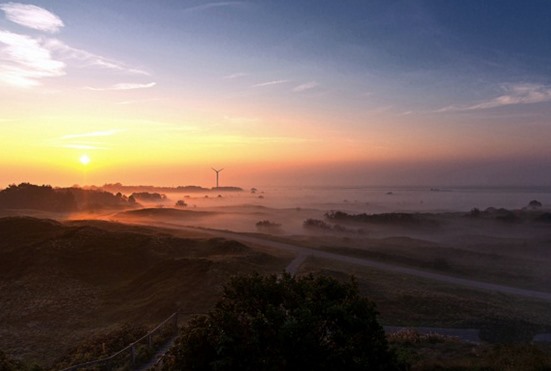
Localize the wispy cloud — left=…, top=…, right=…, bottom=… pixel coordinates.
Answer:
left=0, top=30, right=65, bottom=87
left=183, top=1, right=248, bottom=14
left=0, top=2, right=64, bottom=33
left=85, top=82, right=156, bottom=91
left=252, top=79, right=289, bottom=88
left=52, top=129, right=123, bottom=150
left=201, top=135, right=315, bottom=145
left=223, top=72, right=247, bottom=79
left=437, top=83, right=551, bottom=112
left=292, top=81, right=318, bottom=92
left=0, top=4, right=150, bottom=88
left=116, top=98, right=161, bottom=105
left=44, top=39, right=150, bottom=75
left=61, top=130, right=122, bottom=140
left=60, top=144, right=107, bottom=150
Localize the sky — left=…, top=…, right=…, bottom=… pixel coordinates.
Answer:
left=1, top=0, right=551, bottom=187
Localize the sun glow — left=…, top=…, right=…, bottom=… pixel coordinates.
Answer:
left=79, top=154, right=90, bottom=165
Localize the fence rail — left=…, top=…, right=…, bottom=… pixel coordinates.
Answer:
left=60, top=312, right=178, bottom=371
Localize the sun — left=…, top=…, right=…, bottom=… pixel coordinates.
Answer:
left=79, top=154, right=91, bottom=165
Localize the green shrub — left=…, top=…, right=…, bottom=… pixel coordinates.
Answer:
left=163, top=273, right=402, bottom=370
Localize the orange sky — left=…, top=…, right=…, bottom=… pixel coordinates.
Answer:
left=2, top=2, right=551, bottom=187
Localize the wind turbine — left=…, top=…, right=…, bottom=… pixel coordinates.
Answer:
left=211, top=168, right=224, bottom=188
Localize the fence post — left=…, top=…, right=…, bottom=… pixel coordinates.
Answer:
left=173, top=312, right=178, bottom=334
left=130, top=344, right=136, bottom=366
left=59, top=312, right=179, bottom=371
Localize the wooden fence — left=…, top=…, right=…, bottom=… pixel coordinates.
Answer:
left=60, top=312, right=178, bottom=371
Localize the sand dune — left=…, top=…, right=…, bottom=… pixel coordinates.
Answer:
left=0, top=216, right=286, bottom=365
left=2, top=201, right=551, bottom=366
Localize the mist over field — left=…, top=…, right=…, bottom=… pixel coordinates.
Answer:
left=2, top=185, right=551, bottom=368
left=2, top=0, right=551, bottom=369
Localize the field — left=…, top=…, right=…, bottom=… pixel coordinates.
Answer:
left=1, top=197, right=551, bottom=368
left=0, top=216, right=288, bottom=366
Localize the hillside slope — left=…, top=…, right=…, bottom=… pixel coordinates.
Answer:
left=0, top=217, right=286, bottom=365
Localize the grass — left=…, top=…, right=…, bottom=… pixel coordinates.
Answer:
left=0, top=217, right=288, bottom=367
left=298, top=256, right=551, bottom=368
left=388, top=329, right=551, bottom=370
left=242, top=226, right=551, bottom=291
left=298, top=256, right=551, bottom=332
left=2, top=212, right=551, bottom=369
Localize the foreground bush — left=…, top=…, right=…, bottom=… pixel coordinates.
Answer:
left=163, top=273, right=401, bottom=370
left=0, top=350, right=24, bottom=371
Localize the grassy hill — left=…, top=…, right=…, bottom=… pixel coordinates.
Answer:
left=2, top=214, right=551, bottom=369
left=0, top=216, right=287, bottom=366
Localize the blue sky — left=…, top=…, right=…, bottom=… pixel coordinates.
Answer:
left=1, top=1, right=550, bottom=186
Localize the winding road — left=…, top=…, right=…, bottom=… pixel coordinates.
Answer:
left=195, top=228, right=551, bottom=303
left=116, top=218, right=551, bottom=303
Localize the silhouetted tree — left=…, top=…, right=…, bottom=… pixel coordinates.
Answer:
left=469, top=208, right=481, bottom=217
left=303, top=218, right=332, bottom=230
left=255, top=220, right=281, bottom=228
left=163, top=273, right=400, bottom=371
left=130, top=192, right=166, bottom=202
left=0, top=183, right=77, bottom=211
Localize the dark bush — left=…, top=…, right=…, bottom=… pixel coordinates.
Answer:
left=175, top=200, right=187, bottom=208
left=325, top=211, right=427, bottom=225
left=468, top=208, right=481, bottom=217
left=479, top=319, right=538, bottom=344
left=255, top=220, right=281, bottom=229
left=162, top=273, right=401, bottom=370
left=303, top=218, right=332, bottom=230
left=131, top=192, right=167, bottom=202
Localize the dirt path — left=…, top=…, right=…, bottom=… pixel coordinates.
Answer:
left=384, top=326, right=481, bottom=343
left=109, top=219, right=551, bottom=302
left=285, top=254, right=308, bottom=275
left=135, top=336, right=177, bottom=371
left=192, top=228, right=551, bottom=302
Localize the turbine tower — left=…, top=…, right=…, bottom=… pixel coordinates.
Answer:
left=211, top=168, right=224, bottom=188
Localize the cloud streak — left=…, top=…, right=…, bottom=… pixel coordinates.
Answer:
left=437, top=83, right=551, bottom=112
left=198, top=135, right=315, bottom=145
left=292, top=81, right=318, bottom=92
left=183, top=1, right=248, bottom=14
left=85, top=82, right=156, bottom=91
left=0, top=2, right=64, bottom=33
left=252, top=79, right=289, bottom=88
left=0, top=30, right=65, bottom=87
left=53, top=130, right=124, bottom=151
left=60, top=144, right=107, bottom=150
left=0, top=4, right=150, bottom=88
left=116, top=98, right=161, bottom=105
left=44, top=39, right=150, bottom=75
left=223, top=72, right=247, bottom=79
left=61, top=130, right=122, bottom=140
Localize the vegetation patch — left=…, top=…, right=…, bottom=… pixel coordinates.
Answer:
left=303, top=218, right=365, bottom=234
left=162, top=273, right=402, bottom=370
left=255, top=220, right=282, bottom=231
left=325, top=210, right=439, bottom=226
